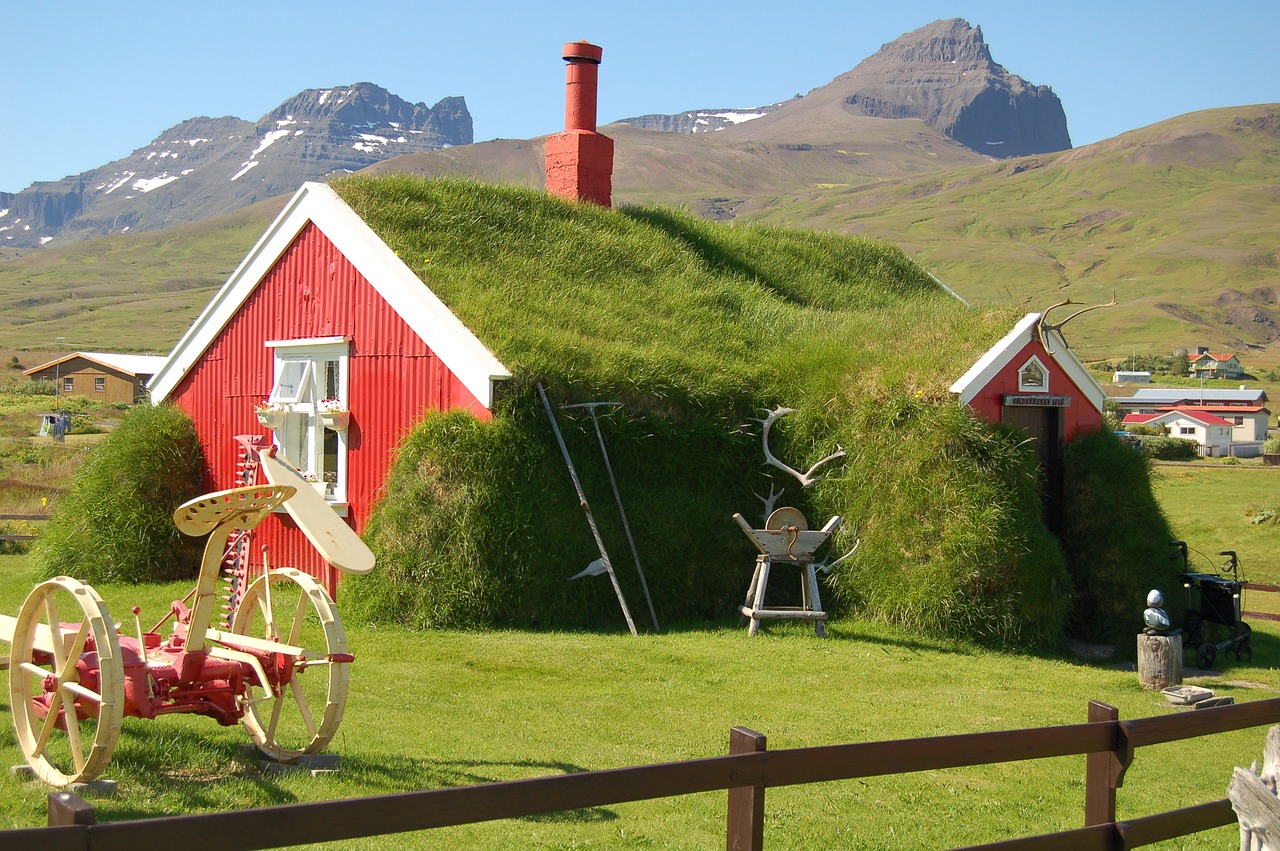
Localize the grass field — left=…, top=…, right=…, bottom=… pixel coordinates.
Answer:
left=1, top=463, right=1279, bottom=847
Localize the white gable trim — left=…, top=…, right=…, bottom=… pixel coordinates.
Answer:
left=949, top=312, right=1106, bottom=412
left=149, top=182, right=510, bottom=407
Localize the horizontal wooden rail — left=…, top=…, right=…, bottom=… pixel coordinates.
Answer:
left=0, top=513, right=50, bottom=541
left=8, top=698, right=1280, bottom=851
left=955, top=799, right=1237, bottom=850
left=1244, top=582, right=1280, bottom=622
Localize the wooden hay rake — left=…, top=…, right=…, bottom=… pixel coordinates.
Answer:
left=0, top=446, right=374, bottom=787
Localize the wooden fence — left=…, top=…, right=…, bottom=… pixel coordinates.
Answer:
left=0, top=512, right=50, bottom=542
left=5, top=696, right=1279, bottom=850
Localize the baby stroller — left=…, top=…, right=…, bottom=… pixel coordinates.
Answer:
left=1172, top=541, right=1252, bottom=668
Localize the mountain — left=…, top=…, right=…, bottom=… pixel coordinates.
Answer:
left=624, top=19, right=1070, bottom=159
left=618, top=104, right=787, bottom=135
left=0, top=83, right=470, bottom=249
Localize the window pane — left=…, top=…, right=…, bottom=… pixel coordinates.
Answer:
left=270, top=360, right=313, bottom=404
left=322, top=359, right=340, bottom=402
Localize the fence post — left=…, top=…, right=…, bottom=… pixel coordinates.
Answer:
left=47, top=791, right=96, bottom=827
left=727, top=726, right=767, bottom=851
left=1085, top=700, right=1132, bottom=833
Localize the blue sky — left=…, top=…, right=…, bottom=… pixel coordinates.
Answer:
left=3, top=0, right=1276, bottom=193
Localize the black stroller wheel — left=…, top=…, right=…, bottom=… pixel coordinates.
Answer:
left=1197, top=643, right=1216, bottom=669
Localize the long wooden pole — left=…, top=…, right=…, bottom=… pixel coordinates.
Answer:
left=537, top=383, right=638, bottom=636
left=565, top=401, right=660, bottom=633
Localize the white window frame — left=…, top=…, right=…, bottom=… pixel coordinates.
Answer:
left=1017, top=356, right=1049, bottom=393
left=265, top=336, right=350, bottom=504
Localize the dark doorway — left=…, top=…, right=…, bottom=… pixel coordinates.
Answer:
left=1002, top=402, right=1065, bottom=535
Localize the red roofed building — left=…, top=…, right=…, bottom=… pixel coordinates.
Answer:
left=950, top=313, right=1106, bottom=533
left=1122, top=408, right=1235, bottom=456
left=1187, top=350, right=1243, bottom=380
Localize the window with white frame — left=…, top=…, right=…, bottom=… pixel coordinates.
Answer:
left=266, top=337, right=349, bottom=503
left=1017, top=357, right=1048, bottom=393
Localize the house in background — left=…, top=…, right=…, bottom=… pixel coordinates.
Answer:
left=1122, top=409, right=1235, bottom=457
left=950, top=313, right=1106, bottom=532
left=1187, top=349, right=1244, bottom=380
left=24, top=352, right=167, bottom=405
left=1112, top=370, right=1152, bottom=384
left=1113, top=386, right=1268, bottom=415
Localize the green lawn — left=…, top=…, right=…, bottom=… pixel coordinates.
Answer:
left=1, top=546, right=1277, bottom=848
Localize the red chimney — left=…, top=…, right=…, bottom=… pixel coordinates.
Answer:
left=545, top=40, right=614, bottom=207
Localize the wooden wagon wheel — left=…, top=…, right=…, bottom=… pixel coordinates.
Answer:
left=231, top=567, right=349, bottom=761
left=9, top=576, right=124, bottom=786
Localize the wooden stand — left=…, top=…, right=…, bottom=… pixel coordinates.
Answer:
left=739, top=553, right=827, bottom=638
left=1137, top=632, right=1182, bottom=689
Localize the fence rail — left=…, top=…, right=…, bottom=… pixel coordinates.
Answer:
left=0, top=512, right=50, bottom=542
left=6, top=696, right=1279, bottom=851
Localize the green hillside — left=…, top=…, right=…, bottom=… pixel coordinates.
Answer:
left=319, top=175, right=1170, bottom=649
left=0, top=106, right=1273, bottom=374
left=736, top=105, right=1280, bottom=366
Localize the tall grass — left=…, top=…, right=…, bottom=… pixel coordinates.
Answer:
left=36, top=404, right=206, bottom=583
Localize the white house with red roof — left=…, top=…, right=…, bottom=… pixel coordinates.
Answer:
left=1122, top=408, right=1235, bottom=457
left=1187, top=350, right=1243, bottom=380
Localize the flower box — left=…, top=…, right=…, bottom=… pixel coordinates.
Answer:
left=320, top=410, right=350, bottom=431
left=256, top=408, right=285, bottom=429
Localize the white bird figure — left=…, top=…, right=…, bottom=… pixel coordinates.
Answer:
left=568, top=558, right=609, bottom=581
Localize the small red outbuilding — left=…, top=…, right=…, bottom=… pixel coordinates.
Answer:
left=949, top=312, right=1106, bottom=531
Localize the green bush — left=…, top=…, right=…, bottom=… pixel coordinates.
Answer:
left=1061, top=429, right=1177, bottom=647
left=818, top=398, right=1070, bottom=649
left=1141, top=436, right=1199, bottom=461
left=36, top=404, right=206, bottom=584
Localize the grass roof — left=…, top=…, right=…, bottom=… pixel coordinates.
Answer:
left=325, top=175, right=1171, bottom=648
left=333, top=175, right=1004, bottom=410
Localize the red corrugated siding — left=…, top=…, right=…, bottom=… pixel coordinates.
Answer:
left=170, top=223, right=490, bottom=596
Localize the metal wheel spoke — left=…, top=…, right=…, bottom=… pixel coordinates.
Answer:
left=289, top=678, right=319, bottom=738
left=32, top=697, right=62, bottom=758
left=43, top=597, right=64, bottom=670
left=58, top=622, right=91, bottom=680
left=59, top=691, right=86, bottom=772
left=287, top=593, right=307, bottom=646
left=61, top=681, right=103, bottom=704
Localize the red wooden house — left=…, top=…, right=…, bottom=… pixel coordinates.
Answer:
left=148, top=182, right=512, bottom=593
left=949, top=312, right=1106, bottom=531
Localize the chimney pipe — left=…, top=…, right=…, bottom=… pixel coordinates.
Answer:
left=545, top=40, right=614, bottom=207
left=562, top=40, right=602, bottom=132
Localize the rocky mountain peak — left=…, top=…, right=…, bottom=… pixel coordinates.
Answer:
left=871, top=17, right=993, bottom=65
left=840, top=19, right=1071, bottom=158
left=0, top=84, right=472, bottom=249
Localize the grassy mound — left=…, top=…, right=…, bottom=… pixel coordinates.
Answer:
left=36, top=404, right=206, bottom=584
left=334, top=176, right=1096, bottom=647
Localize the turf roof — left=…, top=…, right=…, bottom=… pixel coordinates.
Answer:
left=332, top=174, right=1008, bottom=411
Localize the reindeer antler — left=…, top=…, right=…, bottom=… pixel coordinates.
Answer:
left=1038, top=292, right=1117, bottom=355
left=752, top=406, right=846, bottom=488
left=752, top=480, right=784, bottom=525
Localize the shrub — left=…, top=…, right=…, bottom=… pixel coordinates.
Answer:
left=1061, top=429, right=1177, bottom=647
left=818, top=398, right=1070, bottom=649
left=1140, top=436, right=1199, bottom=461
left=36, top=404, right=206, bottom=584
